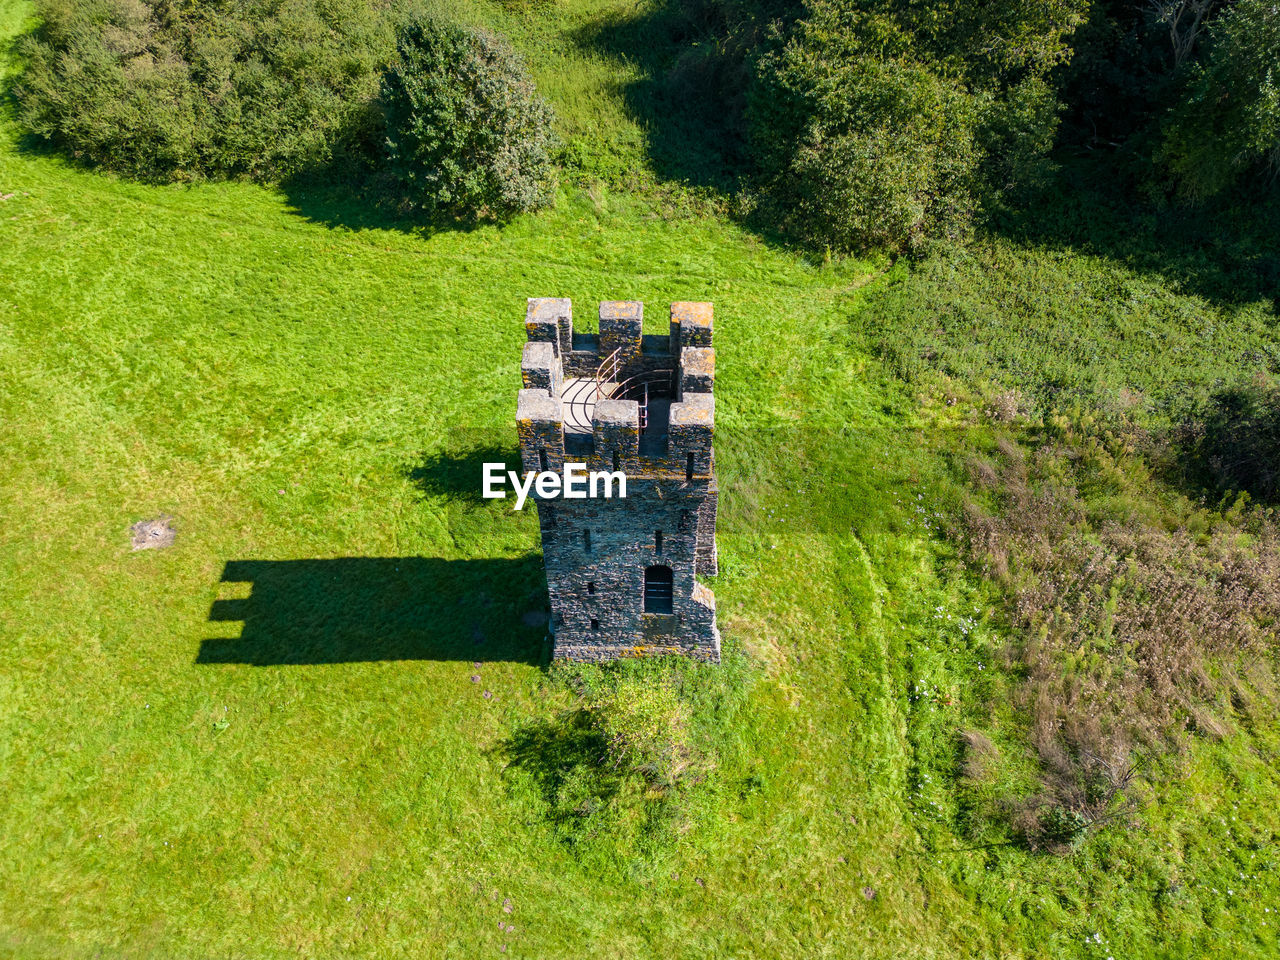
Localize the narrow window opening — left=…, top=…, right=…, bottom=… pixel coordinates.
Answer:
left=655, top=530, right=663, bottom=554
left=590, top=618, right=600, bottom=631
left=538, top=447, right=549, bottom=472
left=643, top=565, right=674, bottom=615
left=612, top=450, right=620, bottom=472
left=686, top=452, right=695, bottom=482
left=587, top=581, right=596, bottom=595
left=583, top=528, right=592, bottom=553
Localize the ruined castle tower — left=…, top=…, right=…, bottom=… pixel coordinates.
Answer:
left=516, top=298, right=720, bottom=662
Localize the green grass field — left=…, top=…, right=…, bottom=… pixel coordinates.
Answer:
left=2, top=0, right=1279, bottom=957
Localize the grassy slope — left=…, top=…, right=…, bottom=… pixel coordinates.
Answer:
left=1, top=1, right=1278, bottom=957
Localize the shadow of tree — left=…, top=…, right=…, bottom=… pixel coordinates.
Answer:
left=496, top=710, right=621, bottom=824
left=988, top=159, right=1280, bottom=314
left=568, top=0, right=749, bottom=193
left=200, top=556, right=549, bottom=665
left=278, top=164, right=492, bottom=237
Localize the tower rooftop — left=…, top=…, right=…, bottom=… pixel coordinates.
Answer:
left=519, top=298, right=715, bottom=473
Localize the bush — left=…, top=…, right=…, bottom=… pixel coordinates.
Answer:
left=586, top=674, right=702, bottom=793
left=752, top=29, right=979, bottom=252
left=499, top=666, right=718, bottom=866
left=13, top=0, right=393, bottom=182
left=380, top=17, right=557, bottom=219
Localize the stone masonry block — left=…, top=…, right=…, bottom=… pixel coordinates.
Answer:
left=671, top=302, right=713, bottom=352
left=680, top=346, right=715, bottom=396
left=516, top=388, right=564, bottom=474
left=591, top=398, right=639, bottom=473
left=599, top=301, right=643, bottom=368
left=522, top=340, right=561, bottom=393
left=670, top=394, right=714, bottom=479
left=526, top=297, right=572, bottom=358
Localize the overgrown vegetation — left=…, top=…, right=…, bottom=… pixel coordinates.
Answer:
left=12, top=0, right=558, bottom=220
left=859, top=186, right=1280, bottom=858
left=381, top=16, right=557, bottom=218
left=4, top=0, right=1280, bottom=955
left=955, top=415, right=1280, bottom=849
left=13, top=0, right=394, bottom=181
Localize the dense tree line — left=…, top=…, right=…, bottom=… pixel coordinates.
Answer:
left=678, top=0, right=1279, bottom=251
left=11, top=0, right=1279, bottom=245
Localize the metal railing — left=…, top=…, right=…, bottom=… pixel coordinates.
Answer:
left=594, top=348, right=622, bottom=403
left=609, top=369, right=674, bottom=431
left=582, top=352, right=675, bottom=433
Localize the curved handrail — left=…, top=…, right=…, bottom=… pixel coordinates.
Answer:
left=562, top=377, right=598, bottom=434
left=594, top=348, right=622, bottom=403
left=608, top=368, right=675, bottom=402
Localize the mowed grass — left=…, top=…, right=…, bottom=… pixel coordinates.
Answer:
left=3, top=0, right=1280, bottom=957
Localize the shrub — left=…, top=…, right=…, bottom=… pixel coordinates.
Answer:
left=380, top=17, right=557, bottom=219
left=13, top=0, right=393, bottom=182
left=587, top=674, right=702, bottom=793
left=759, top=52, right=977, bottom=251
left=498, top=666, right=718, bottom=866
left=749, top=11, right=977, bottom=253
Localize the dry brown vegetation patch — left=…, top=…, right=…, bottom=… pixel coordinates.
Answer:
left=957, top=424, right=1280, bottom=848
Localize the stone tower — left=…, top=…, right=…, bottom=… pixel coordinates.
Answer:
left=516, top=298, right=720, bottom=662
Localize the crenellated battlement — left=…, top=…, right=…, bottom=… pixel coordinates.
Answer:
left=517, top=298, right=716, bottom=482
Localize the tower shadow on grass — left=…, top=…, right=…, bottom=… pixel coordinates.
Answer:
left=199, top=556, right=549, bottom=666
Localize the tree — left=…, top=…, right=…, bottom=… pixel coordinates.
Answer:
left=745, top=0, right=1086, bottom=253
left=13, top=0, right=392, bottom=181
left=1143, top=0, right=1220, bottom=69
left=380, top=17, right=558, bottom=219
left=1161, top=0, right=1280, bottom=197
